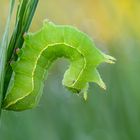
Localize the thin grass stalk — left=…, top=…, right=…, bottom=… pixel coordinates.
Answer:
left=0, top=0, right=15, bottom=116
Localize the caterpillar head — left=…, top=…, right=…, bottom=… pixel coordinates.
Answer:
left=62, top=53, right=116, bottom=99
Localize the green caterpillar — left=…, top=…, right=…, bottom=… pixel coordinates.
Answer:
left=2, top=20, right=115, bottom=111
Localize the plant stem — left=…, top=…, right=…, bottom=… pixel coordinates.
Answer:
left=0, top=0, right=15, bottom=116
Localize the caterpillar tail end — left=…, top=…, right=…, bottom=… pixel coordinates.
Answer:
left=104, top=54, right=116, bottom=64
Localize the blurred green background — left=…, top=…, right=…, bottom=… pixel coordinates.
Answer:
left=0, top=0, right=140, bottom=140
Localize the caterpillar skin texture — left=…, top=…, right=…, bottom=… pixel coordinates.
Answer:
left=2, top=21, right=115, bottom=111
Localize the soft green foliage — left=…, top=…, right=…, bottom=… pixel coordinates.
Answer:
left=2, top=21, right=115, bottom=111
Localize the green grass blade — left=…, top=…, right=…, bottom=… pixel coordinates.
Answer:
left=0, top=0, right=15, bottom=116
